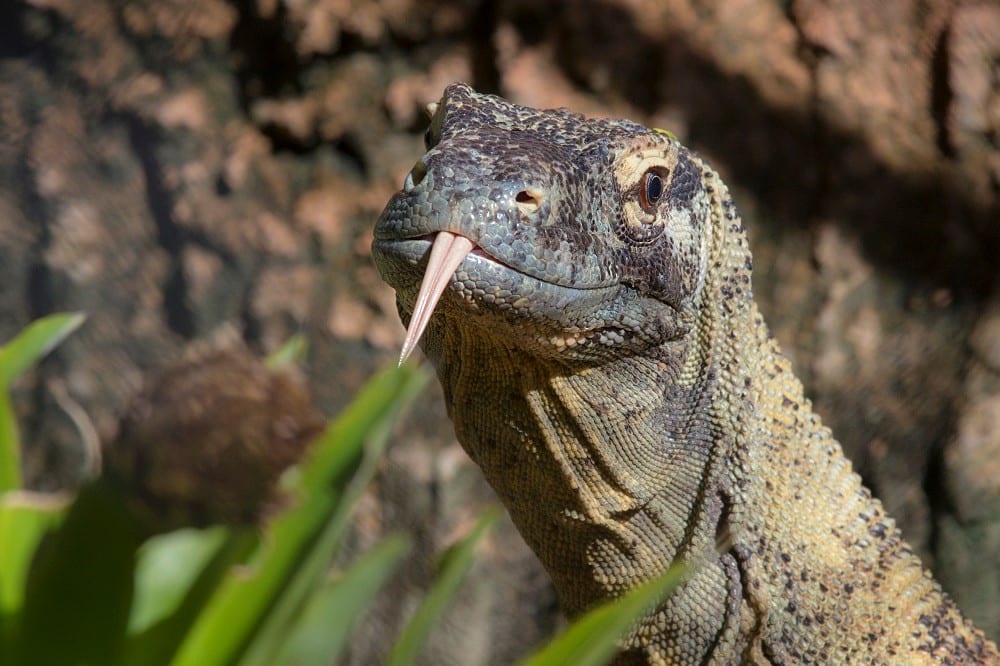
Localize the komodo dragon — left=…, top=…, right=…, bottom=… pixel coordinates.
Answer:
left=372, top=83, right=998, bottom=664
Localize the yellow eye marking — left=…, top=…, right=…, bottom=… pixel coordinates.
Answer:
left=652, top=127, right=677, bottom=140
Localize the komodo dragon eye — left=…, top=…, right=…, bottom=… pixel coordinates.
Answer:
left=639, top=167, right=668, bottom=213
left=422, top=101, right=442, bottom=150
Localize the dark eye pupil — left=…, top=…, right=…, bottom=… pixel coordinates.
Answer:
left=645, top=172, right=663, bottom=204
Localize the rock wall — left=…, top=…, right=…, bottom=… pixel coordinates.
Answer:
left=1, top=0, right=996, bottom=659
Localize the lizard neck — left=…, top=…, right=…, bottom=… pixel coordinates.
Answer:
left=716, top=293, right=989, bottom=661
left=428, top=315, right=725, bottom=614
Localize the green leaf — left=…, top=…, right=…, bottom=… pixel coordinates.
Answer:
left=128, top=528, right=232, bottom=634
left=0, top=393, right=22, bottom=501
left=15, top=480, right=144, bottom=665
left=387, top=508, right=501, bottom=666
left=265, top=334, right=308, bottom=370
left=0, top=491, right=69, bottom=615
left=123, top=529, right=258, bottom=666
left=271, top=535, right=411, bottom=666
left=0, top=312, right=86, bottom=385
left=0, top=312, right=85, bottom=492
left=517, top=562, right=687, bottom=666
left=238, top=366, right=425, bottom=666
left=0, top=491, right=69, bottom=658
left=172, top=363, right=428, bottom=666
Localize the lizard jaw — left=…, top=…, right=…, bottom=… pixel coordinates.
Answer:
left=398, top=230, right=475, bottom=365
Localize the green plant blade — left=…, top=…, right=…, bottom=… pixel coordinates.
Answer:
left=172, top=362, right=427, bottom=666
left=0, top=491, right=69, bottom=615
left=128, top=528, right=232, bottom=635
left=0, top=312, right=85, bottom=493
left=0, top=312, right=86, bottom=385
left=517, top=562, right=687, bottom=666
left=123, top=528, right=258, bottom=666
left=0, top=393, right=20, bottom=496
left=15, top=480, right=144, bottom=665
left=0, top=491, right=69, bottom=659
left=387, top=508, right=501, bottom=666
left=238, top=367, right=426, bottom=666
left=271, top=535, right=412, bottom=666
left=265, top=334, right=308, bottom=370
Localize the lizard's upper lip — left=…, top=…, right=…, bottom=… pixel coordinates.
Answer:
left=372, top=189, right=617, bottom=292
left=413, top=233, right=508, bottom=265
left=374, top=228, right=614, bottom=291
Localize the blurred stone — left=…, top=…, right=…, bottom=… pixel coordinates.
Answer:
left=105, top=344, right=323, bottom=532
left=971, top=306, right=1000, bottom=372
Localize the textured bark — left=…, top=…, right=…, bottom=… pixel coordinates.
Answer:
left=1, top=0, right=996, bottom=659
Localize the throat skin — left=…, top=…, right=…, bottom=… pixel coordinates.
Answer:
left=428, top=317, right=722, bottom=614
left=419, top=287, right=993, bottom=664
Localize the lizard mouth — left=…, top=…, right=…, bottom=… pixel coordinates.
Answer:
left=376, top=229, right=627, bottom=365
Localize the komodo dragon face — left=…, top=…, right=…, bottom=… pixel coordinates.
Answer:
left=373, top=82, right=716, bottom=365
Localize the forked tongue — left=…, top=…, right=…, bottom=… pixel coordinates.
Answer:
left=399, top=230, right=475, bottom=365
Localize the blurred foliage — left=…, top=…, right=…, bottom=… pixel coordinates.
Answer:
left=0, top=312, right=85, bottom=492
left=0, top=315, right=682, bottom=665
left=518, top=564, right=685, bottom=666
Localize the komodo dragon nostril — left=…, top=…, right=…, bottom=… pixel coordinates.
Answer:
left=515, top=187, right=544, bottom=214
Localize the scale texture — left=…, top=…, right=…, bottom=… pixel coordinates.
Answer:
left=372, top=83, right=998, bottom=664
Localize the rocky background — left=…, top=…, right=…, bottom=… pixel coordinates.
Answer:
left=1, top=0, right=997, bottom=661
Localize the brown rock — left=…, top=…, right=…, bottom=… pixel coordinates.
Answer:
left=105, top=344, right=323, bottom=531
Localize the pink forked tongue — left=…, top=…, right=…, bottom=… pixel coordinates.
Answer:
left=399, top=230, right=475, bottom=365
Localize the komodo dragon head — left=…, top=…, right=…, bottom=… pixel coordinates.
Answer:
left=373, top=82, right=727, bottom=367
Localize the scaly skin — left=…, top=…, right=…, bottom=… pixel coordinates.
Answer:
left=372, top=83, right=998, bottom=664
